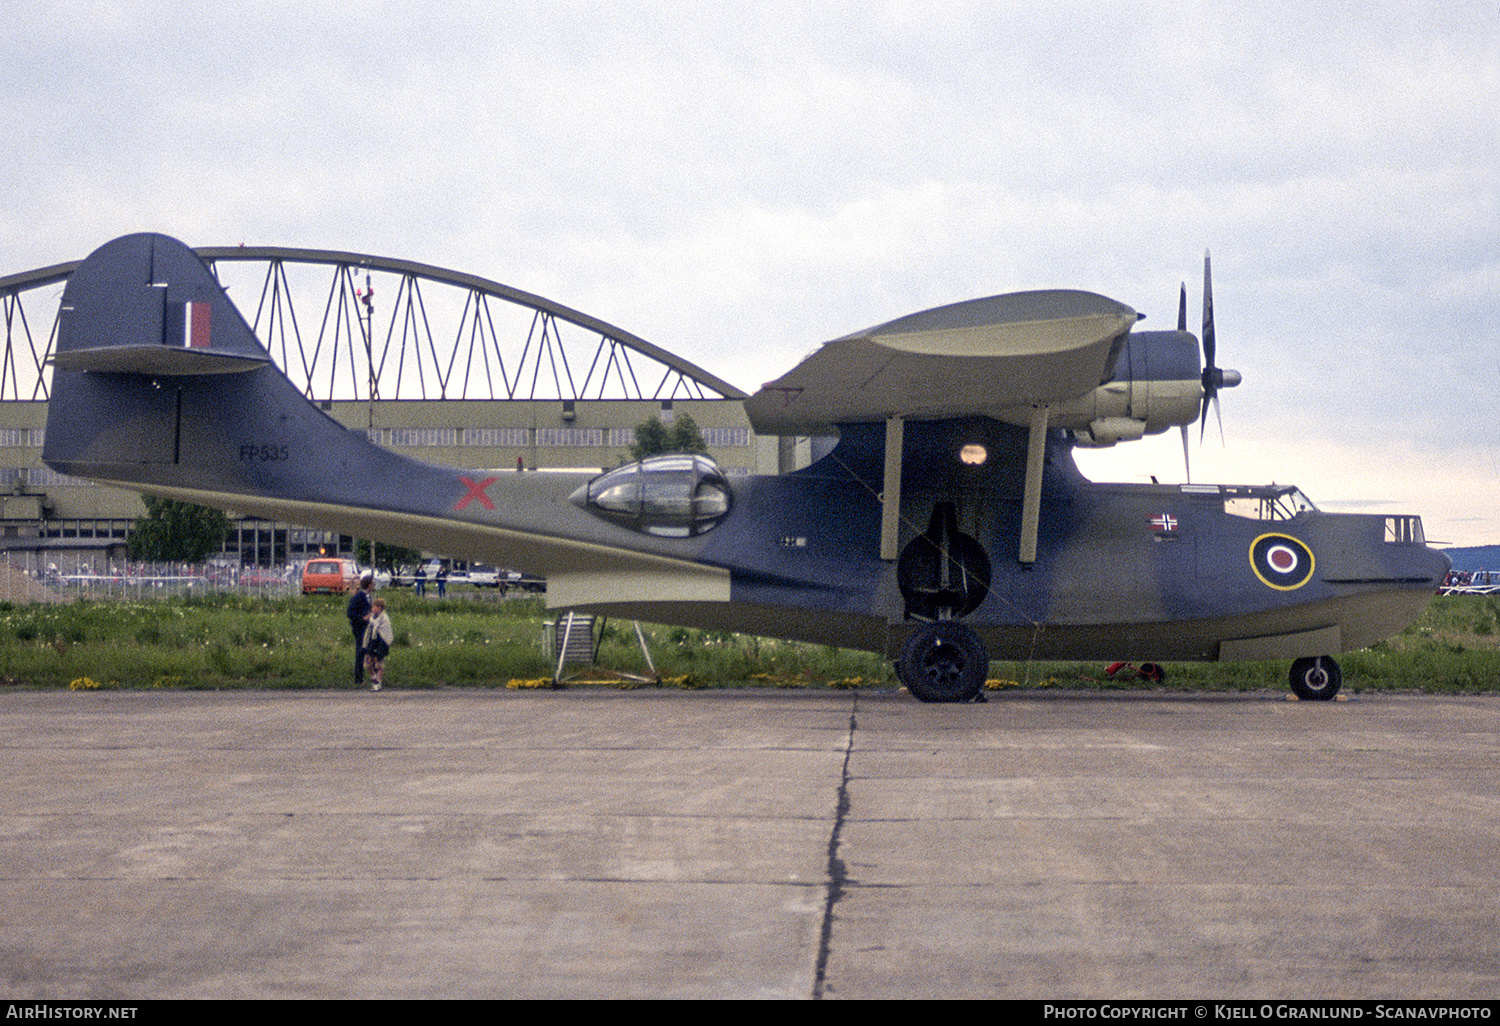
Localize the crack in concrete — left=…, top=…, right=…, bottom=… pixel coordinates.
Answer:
left=812, top=692, right=857, bottom=999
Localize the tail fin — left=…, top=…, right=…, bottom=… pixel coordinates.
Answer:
left=49, top=234, right=267, bottom=378
left=42, top=233, right=449, bottom=518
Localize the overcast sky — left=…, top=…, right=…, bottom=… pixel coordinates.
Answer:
left=4, top=1, right=1498, bottom=543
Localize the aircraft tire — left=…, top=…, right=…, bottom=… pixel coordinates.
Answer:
left=1289, top=656, right=1341, bottom=701
left=899, top=621, right=988, bottom=703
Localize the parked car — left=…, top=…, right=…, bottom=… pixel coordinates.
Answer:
left=301, top=558, right=361, bottom=595
left=390, top=562, right=440, bottom=587
left=240, top=567, right=289, bottom=588
left=510, top=571, right=546, bottom=593
left=468, top=563, right=500, bottom=587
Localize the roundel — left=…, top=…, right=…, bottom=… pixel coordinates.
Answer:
left=1249, top=533, right=1315, bottom=591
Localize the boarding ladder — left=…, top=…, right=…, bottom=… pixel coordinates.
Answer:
left=550, top=611, right=658, bottom=686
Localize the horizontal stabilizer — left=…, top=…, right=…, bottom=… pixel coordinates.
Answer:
left=49, top=345, right=268, bottom=376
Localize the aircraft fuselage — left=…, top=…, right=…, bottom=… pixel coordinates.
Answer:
left=561, top=418, right=1445, bottom=662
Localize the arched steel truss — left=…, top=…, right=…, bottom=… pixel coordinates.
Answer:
left=0, top=246, right=747, bottom=403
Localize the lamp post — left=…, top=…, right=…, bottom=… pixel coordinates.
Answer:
left=359, top=271, right=375, bottom=570
left=360, top=271, right=375, bottom=433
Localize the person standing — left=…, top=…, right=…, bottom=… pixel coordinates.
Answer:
left=363, top=597, right=393, bottom=691
left=346, top=574, right=374, bottom=686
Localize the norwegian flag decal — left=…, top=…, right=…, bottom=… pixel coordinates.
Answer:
left=1146, top=513, right=1179, bottom=534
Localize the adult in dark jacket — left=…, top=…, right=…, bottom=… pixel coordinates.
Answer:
left=346, top=574, right=375, bottom=685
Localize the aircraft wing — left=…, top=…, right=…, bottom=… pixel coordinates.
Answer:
left=743, top=290, right=1138, bottom=435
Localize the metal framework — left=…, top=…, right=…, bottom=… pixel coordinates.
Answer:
left=0, top=246, right=747, bottom=403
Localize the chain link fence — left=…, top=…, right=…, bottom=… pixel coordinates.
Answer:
left=0, top=554, right=540, bottom=603
left=0, top=554, right=297, bottom=602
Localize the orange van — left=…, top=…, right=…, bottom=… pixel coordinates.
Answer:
left=301, top=558, right=361, bottom=595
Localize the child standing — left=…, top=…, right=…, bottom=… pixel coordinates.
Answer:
left=363, top=597, right=393, bottom=691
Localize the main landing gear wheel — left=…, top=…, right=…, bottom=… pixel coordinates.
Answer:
left=1289, top=656, right=1341, bottom=701
left=898, top=621, right=989, bottom=703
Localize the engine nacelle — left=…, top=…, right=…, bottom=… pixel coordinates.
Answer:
left=993, top=329, right=1231, bottom=446
left=1057, top=330, right=1204, bottom=444
left=1074, top=416, right=1148, bottom=447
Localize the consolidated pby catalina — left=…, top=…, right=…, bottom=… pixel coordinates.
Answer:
left=42, top=233, right=1449, bottom=701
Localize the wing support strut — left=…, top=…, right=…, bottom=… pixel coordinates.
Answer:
left=1019, top=404, right=1050, bottom=565
left=881, top=415, right=903, bottom=561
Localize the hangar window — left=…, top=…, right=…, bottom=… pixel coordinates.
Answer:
left=572, top=455, right=733, bottom=537
left=390, top=427, right=457, bottom=447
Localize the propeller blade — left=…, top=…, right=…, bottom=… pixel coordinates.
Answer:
left=1198, top=250, right=1217, bottom=443
left=1180, top=423, right=1191, bottom=484
left=1177, top=282, right=1187, bottom=332
left=1201, top=250, right=1215, bottom=371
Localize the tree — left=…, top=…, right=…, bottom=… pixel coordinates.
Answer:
left=356, top=540, right=421, bottom=570
left=127, top=497, right=231, bottom=563
left=630, top=413, right=708, bottom=461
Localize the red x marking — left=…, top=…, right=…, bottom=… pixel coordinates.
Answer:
left=455, top=476, right=498, bottom=511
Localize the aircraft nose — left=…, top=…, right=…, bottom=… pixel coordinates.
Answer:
left=1398, top=538, right=1450, bottom=589
left=1317, top=517, right=1449, bottom=590
left=1429, top=545, right=1453, bottom=582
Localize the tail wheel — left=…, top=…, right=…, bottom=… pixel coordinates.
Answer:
left=1289, top=656, right=1341, bottom=701
left=898, top=621, right=988, bottom=703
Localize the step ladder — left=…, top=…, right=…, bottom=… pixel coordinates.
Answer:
left=550, top=611, right=658, bottom=686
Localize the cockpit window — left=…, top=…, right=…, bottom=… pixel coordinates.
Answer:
left=1187, top=484, right=1319, bottom=521
left=1385, top=516, right=1425, bottom=544
left=572, top=455, right=733, bottom=537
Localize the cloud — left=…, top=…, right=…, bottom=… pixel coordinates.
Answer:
left=3, top=0, right=1498, bottom=541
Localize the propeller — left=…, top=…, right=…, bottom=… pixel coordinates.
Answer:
left=1178, top=251, right=1242, bottom=482
left=1198, top=250, right=1241, bottom=440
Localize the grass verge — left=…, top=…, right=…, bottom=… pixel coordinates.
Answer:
left=0, top=592, right=1495, bottom=694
